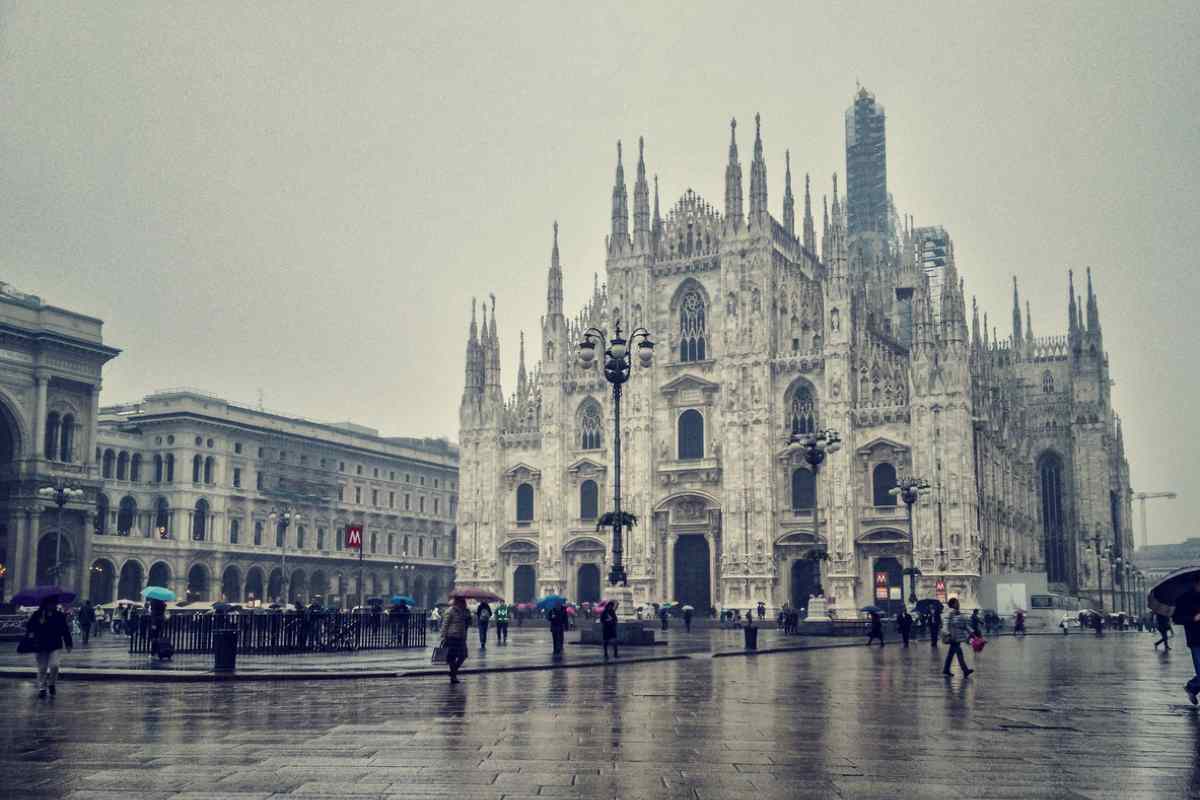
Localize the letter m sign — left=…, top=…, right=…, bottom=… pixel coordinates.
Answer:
left=346, top=524, right=363, bottom=550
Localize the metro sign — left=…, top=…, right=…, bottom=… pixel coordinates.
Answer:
left=346, top=524, right=364, bottom=550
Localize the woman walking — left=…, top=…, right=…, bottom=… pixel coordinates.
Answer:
left=24, top=596, right=73, bottom=697
left=866, top=611, right=885, bottom=647
left=440, top=597, right=470, bottom=684
left=601, top=601, right=619, bottom=660
left=476, top=601, right=492, bottom=651
left=1153, top=612, right=1173, bottom=651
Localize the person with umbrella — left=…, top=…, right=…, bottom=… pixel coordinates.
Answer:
left=865, top=608, right=885, bottom=647
left=77, top=600, right=96, bottom=646
left=659, top=604, right=670, bottom=632
left=930, top=605, right=943, bottom=649
left=547, top=599, right=568, bottom=656
left=682, top=605, right=694, bottom=633
left=1153, top=610, right=1173, bottom=651
left=897, top=608, right=913, bottom=647
left=21, top=592, right=74, bottom=697
left=439, top=596, right=470, bottom=684
left=600, top=600, right=619, bottom=660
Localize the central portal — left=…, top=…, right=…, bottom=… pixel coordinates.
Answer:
left=673, top=534, right=711, bottom=612
left=577, top=563, right=601, bottom=603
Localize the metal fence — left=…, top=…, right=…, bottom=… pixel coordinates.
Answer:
left=128, top=610, right=427, bottom=655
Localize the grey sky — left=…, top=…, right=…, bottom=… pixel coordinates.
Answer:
left=2, top=2, right=1197, bottom=544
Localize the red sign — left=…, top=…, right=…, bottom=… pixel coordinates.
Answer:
left=874, top=571, right=889, bottom=600
left=935, top=579, right=947, bottom=602
left=346, top=524, right=363, bottom=550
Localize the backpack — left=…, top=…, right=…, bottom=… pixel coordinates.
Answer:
left=478, top=607, right=492, bottom=623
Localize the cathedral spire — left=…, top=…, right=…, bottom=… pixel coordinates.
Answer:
left=633, top=136, right=651, bottom=250
left=517, top=330, right=528, bottom=397
left=1026, top=300, right=1034, bottom=343
left=749, top=113, right=768, bottom=220
left=1012, top=276, right=1023, bottom=343
left=803, top=172, right=816, bottom=253
left=1086, top=267, right=1100, bottom=332
left=724, top=118, right=743, bottom=228
left=972, top=295, right=981, bottom=349
left=547, top=221, right=563, bottom=317
left=821, top=194, right=829, bottom=262
left=610, top=140, right=629, bottom=253
left=653, top=174, right=662, bottom=233
left=1068, top=269, right=1078, bottom=337
left=782, top=149, right=795, bottom=236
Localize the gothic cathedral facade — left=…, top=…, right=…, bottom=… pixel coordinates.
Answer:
left=456, top=98, right=1134, bottom=616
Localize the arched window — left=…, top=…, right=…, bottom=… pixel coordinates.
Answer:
left=1042, top=370, right=1054, bottom=394
left=579, top=401, right=604, bottom=450
left=155, top=498, right=170, bottom=538
left=192, top=455, right=202, bottom=483
left=678, top=409, right=704, bottom=460
left=418, top=537, right=425, bottom=557
left=165, top=454, right=175, bottom=482
left=118, top=496, right=137, bottom=535
left=872, top=463, right=898, bottom=506
left=193, top=499, right=209, bottom=541
left=580, top=479, right=599, bottom=520
left=130, top=454, right=142, bottom=482
left=317, top=528, right=326, bottom=550
left=254, top=521, right=263, bottom=546
left=1039, top=453, right=1069, bottom=584
left=102, top=449, right=115, bottom=479
left=275, top=519, right=286, bottom=548
left=229, top=519, right=240, bottom=545
left=59, top=415, right=74, bottom=462
left=790, top=385, right=816, bottom=436
left=371, top=532, right=378, bottom=553
left=679, top=289, right=708, bottom=362
left=96, top=494, right=110, bottom=535
left=791, top=469, right=816, bottom=511
left=297, top=525, right=306, bottom=549
left=388, top=533, right=395, bottom=555
left=154, top=454, right=163, bottom=482
left=44, top=412, right=60, bottom=460
left=204, top=456, right=214, bottom=484
left=116, top=451, right=129, bottom=481
left=433, top=539, right=439, bottom=558
left=516, top=483, right=534, bottom=524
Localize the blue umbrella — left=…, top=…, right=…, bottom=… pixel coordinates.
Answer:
left=537, top=594, right=567, bottom=610
left=860, top=605, right=885, bottom=614
left=142, top=586, right=176, bottom=602
left=11, top=585, right=76, bottom=606
left=391, top=595, right=416, bottom=606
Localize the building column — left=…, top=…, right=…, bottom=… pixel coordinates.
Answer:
left=32, top=373, right=48, bottom=461
left=79, top=510, right=95, bottom=600
left=25, top=508, right=42, bottom=588
left=6, top=511, right=26, bottom=599
left=83, top=385, right=100, bottom=470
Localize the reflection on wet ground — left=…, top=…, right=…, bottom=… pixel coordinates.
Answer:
left=4, top=634, right=1198, bottom=799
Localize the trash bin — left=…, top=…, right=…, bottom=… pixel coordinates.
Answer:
left=743, top=624, right=758, bottom=651
left=213, top=628, right=238, bottom=672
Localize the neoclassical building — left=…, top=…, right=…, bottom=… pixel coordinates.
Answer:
left=89, top=390, right=458, bottom=608
left=455, top=92, right=1135, bottom=615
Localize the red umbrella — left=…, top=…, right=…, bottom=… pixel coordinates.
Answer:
left=449, top=587, right=503, bottom=602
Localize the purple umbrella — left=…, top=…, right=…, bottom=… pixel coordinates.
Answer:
left=11, top=585, right=77, bottom=606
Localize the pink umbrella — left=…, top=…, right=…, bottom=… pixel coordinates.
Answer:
left=565, top=606, right=577, bottom=616
left=449, top=587, right=503, bottom=602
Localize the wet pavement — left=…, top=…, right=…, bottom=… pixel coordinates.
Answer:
left=4, top=633, right=1198, bottom=799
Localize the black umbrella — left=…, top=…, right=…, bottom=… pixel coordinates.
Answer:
left=914, top=598, right=943, bottom=615
left=1148, top=565, right=1200, bottom=615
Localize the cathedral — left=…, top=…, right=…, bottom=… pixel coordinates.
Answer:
left=455, top=88, right=1135, bottom=617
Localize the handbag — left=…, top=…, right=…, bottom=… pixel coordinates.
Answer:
left=431, top=643, right=448, bottom=664
left=16, top=635, right=35, bottom=655
left=969, top=634, right=987, bottom=653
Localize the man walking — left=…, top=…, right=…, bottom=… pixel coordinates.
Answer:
left=1153, top=612, right=1172, bottom=651
left=78, top=600, right=96, bottom=646
left=494, top=602, right=509, bottom=645
left=897, top=609, right=913, bottom=647
left=683, top=606, right=694, bottom=633
left=866, top=611, right=885, bottom=647
left=942, top=598, right=974, bottom=678
left=548, top=601, right=568, bottom=656
left=1171, top=576, right=1200, bottom=705
left=475, top=601, right=492, bottom=651
left=930, top=607, right=942, bottom=648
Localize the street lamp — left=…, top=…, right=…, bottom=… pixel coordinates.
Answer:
left=890, top=476, right=931, bottom=604
left=268, top=506, right=302, bottom=604
left=577, top=321, right=654, bottom=587
left=36, top=478, right=86, bottom=585
left=787, top=428, right=841, bottom=583
left=1085, top=535, right=1112, bottom=613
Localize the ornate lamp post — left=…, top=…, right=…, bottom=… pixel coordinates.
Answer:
left=1085, top=535, right=1111, bottom=613
left=36, top=478, right=86, bottom=585
left=577, top=321, right=654, bottom=587
left=268, top=506, right=302, bottom=604
left=890, top=476, right=931, bottom=604
left=787, top=428, right=841, bottom=593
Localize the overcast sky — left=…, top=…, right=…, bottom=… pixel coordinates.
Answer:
left=2, top=2, right=1197, bottom=544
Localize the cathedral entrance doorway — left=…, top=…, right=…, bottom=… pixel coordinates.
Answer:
left=673, top=535, right=711, bottom=612
left=790, top=559, right=821, bottom=614
left=872, top=556, right=904, bottom=616
left=577, top=564, right=601, bottom=603
left=513, top=565, right=536, bottom=604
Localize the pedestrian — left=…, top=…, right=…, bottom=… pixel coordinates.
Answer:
left=21, top=596, right=73, bottom=698
left=898, top=609, right=913, bottom=647
left=440, top=596, right=470, bottom=684
left=683, top=606, right=694, bottom=633
left=516, top=605, right=524, bottom=627
left=494, top=602, right=510, bottom=644
left=930, top=608, right=942, bottom=648
left=1093, top=613, right=1104, bottom=637
left=428, top=606, right=441, bottom=632
left=757, top=601, right=766, bottom=621
left=476, top=601, right=492, bottom=651
left=942, top=598, right=974, bottom=678
left=77, top=600, right=96, bottom=646
left=970, top=609, right=982, bottom=638
left=1059, top=616, right=1069, bottom=635
left=1153, top=612, right=1172, bottom=651
left=1014, top=610, right=1026, bottom=636
left=1171, top=576, right=1200, bottom=705
left=867, top=611, right=885, bottom=647
left=660, top=606, right=669, bottom=631
left=601, top=600, right=619, bottom=660
left=548, top=601, right=568, bottom=656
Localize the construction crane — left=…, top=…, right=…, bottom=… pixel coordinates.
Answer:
left=1135, top=491, right=1178, bottom=548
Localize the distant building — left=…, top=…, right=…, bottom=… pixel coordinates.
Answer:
left=845, top=87, right=889, bottom=239
left=1134, top=541, right=1200, bottom=582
